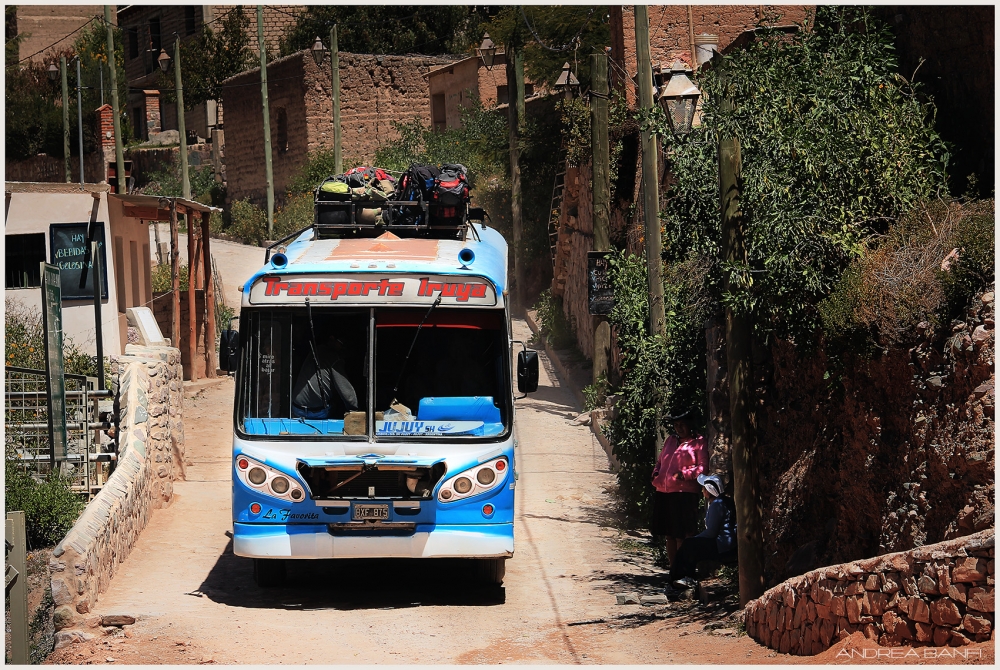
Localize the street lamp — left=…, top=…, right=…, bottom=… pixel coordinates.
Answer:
left=657, top=60, right=701, bottom=135
left=157, top=49, right=171, bottom=73
left=477, top=32, right=496, bottom=71
left=48, top=62, right=59, bottom=81
left=311, top=36, right=326, bottom=67
left=554, top=61, right=580, bottom=100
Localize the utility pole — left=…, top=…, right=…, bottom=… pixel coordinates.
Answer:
left=75, top=57, right=85, bottom=185
left=506, top=44, right=525, bottom=313
left=716, top=53, right=765, bottom=605
left=590, top=52, right=611, bottom=384
left=635, top=6, right=665, bottom=339
left=61, top=56, right=71, bottom=183
left=330, top=25, right=342, bottom=174
left=104, top=5, right=126, bottom=195
left=175, top=34, right=190, bottom=200
left=257, top=5, right=274, bottom=237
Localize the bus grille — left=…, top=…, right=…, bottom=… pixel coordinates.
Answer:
left=297, top=463, right=446, bottom=500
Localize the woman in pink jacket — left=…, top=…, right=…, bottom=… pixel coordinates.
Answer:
left=651, top=410, right=706, bottom=565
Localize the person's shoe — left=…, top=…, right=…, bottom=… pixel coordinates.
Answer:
left=672, top=576, right=697, bottom=590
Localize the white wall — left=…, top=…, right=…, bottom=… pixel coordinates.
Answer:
left=5, top=192, right=123, bottom=357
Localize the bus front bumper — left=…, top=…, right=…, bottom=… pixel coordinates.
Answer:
left=232, top=522, right=514, bottom=559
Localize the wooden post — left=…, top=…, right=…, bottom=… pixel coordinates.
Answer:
left=257, top=5, right=274, bottom=237
left=104, top=5, right=126, bottom=195
left=330, top=25, right=342, bottom=174
left=61, top=56, right=71, bottom=183
left=175, top=34, right=191, bottom=200
left=507, top=46, right=525, bottom=313
left=590, top=52, right=611, bottom=385
left=187, top=209, right=198, bottom=381
left=717, top=53, right=765, bottom=605
left=6, top=512, right=28, bottom=665
left=170, top=201, right=180, bottom=347
left=635, top=6, right=666, bottom=338
left=201, top=210, right=216, bottom=377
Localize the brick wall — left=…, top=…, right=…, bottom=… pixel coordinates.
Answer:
left=612, top=5, right=812, bottom=104
left=223, top=51, right=449, bottom=206
left=13, top=5, right=104, bottom=64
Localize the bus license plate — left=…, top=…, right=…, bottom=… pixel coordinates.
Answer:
left=353, top=504, right=389, bottom=521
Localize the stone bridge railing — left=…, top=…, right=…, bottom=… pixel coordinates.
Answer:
left=744, top=529, right=995, bottom=655
left=49, top=345, right=185, bottom=646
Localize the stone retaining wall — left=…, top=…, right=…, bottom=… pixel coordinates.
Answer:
left=49, top=346, right=184, bottom=643
left=744, top=529, right=995, bottom=655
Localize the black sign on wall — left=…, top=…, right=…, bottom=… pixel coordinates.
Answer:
left=588, top=251, right=614, bottom=315
left=49, top=223, right=108, bottom=300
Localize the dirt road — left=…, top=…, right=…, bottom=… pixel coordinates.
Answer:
left=48, top=319, right=989, bottom=665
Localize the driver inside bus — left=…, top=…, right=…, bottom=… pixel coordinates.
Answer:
left=292, top=334, right=359, bottom=419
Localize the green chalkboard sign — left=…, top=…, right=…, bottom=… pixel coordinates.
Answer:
left=49, top=223, right=108, bottom=300
left=41, top=263, right=68, bottom=463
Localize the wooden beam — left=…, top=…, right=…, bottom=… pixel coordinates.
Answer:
left=187, top=214, right=198, bottom=382
left=201, top=211, right=217, bottom=377
left=170, top=202, right=180, bottom=348
left=123, top=205, right=168, bottom=221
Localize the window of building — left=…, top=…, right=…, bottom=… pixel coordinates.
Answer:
left=525, top=83, right=534, bottom=97
left=276, top=107, right=288, bottom=153
left=496, top=85, right=508, bottom=106
left=149, top=18, right=161, bottom=53
left=132, top=107, right=144, bottom=141
left=5, top=233, right=46, bottom=289
left=114, top=237, right=126, bottom=313
left=184, top=7, right=197, bottom=36
left=127, top=27, right=138, bottom=60
left=432, top=93, right=446, bottom=132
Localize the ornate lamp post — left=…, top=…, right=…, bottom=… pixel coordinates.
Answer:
left=553, top=61, right=580, bottom=100
left=657, top=60, right=701, bottom=135
left=477, top=32, right=497, bottom=70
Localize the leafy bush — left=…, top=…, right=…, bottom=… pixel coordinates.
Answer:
left=285, top=149, right=363, bottom=195
left=140, top=156, right=219, bottom=201
left=274, top=192, right=316, bottom=237
left=532, top=289, right=576, bottom=350
left=150, top=263, right=189, bottom=292
left=227, top=199, right=269, bottom=246
left=650, top=6, right=949, bottom=342
left=4, top=464, right=84, bottom=549
left=4, top=299, right=106, bottom=381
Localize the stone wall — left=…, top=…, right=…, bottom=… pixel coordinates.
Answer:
left=49, top=345, right=184, bottom=645
left=551, top=163, right=596, bottom=359
left=4, top=153, right=105, bottom=184
left=223, top=50, right=450, bottom=207
left=744, top=529, right=995, bottom=655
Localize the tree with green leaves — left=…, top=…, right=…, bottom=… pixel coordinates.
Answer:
left=280, top=7, right=497, bottom=57
left=158, top=7, right=256, bottom=110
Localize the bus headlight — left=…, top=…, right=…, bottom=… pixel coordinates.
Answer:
left=438, top=457, right=508, bottom=503
left=235, top=455, right=305, bottom=503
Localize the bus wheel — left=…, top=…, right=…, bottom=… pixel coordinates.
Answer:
left=475, top=558, right=506, bottom=585
left=253, top=558, right=286, bottom=587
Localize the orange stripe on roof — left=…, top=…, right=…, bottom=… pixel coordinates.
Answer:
left=326, top=234, right=440, bottom=261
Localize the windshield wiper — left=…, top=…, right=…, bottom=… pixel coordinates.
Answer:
left=389, top=296, right=442, bottom=405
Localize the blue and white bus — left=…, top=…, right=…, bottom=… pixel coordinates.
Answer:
left=220, top=213, right=537, bottom=587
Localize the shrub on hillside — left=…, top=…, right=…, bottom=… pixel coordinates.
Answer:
left=5, top=299, right=106, bottom=381
left=820, top=198, right=995, bottom=344
left=3, top=463, right=84, bottom=549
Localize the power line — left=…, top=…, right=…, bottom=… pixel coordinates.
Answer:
left=16, top=16, right=98, bottom=64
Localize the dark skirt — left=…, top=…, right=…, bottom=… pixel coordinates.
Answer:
left=651, top=490, right=700, bottom=538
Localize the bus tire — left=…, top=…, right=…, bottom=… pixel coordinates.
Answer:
left=475, top=557, right=506, bottom=585
left=253, top=558, right=286, bottom=587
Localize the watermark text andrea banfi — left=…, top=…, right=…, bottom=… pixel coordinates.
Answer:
left=836, top=647, right=986, bottom=661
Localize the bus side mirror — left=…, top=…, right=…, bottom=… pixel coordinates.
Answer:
left=219, top=330, right=239, bottom=373
left=517, top=349, right=539, bottom=393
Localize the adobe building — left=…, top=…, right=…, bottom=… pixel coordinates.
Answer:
left=5, top=183, right=150, bottom=357
left=117, top=5, right=305, bottom=143
left=222, top=49, right=454, bottom=207
left=425, top=52, right=541, bottom=131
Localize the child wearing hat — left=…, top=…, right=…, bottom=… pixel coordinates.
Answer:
left=670, top=473, right=737, bottom=590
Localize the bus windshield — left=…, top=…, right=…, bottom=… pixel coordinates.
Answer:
left=237, top=307, right=510, bottom=440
